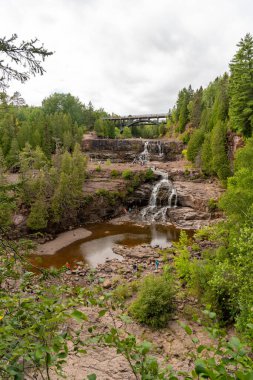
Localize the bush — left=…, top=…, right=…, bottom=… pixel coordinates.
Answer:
left=208, top=198, right=218, bottom=212
left=113, top=281, right=139, bottom=303
left=95, top=165, right=101, bottom=172
left=111, top=169, right=120, bottom=177
left=131, top=173, right=141, bottom=188
left=182, top=149, right=188, bottom=159
left=122, top=169, right=133, bottom=180
left=173, top=231, right=192, bottom=283
left=129, top=274, right=174, bottom=328
left=144, top=168, right=155, bottom=181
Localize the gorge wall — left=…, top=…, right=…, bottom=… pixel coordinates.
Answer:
left=82, top=137, right=184, bottom=162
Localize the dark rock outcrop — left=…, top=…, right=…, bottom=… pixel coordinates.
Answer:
left=82, top=138, right=184, bottom=162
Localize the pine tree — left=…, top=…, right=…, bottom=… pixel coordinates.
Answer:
left=201, top=133, right=213, bottom=175
left=229, top=33, right=253, bottom=136
left=27, top=199, right=48, bottom=230
left=7, top=138, right=19, bottom=169
left=177, top=86, right=193, bottom=132
left=212, top=74, right=229, bottom=124
left=211, top=121, right=231, bottom=182
left=187, top=129, right=204, bottom=162
left=189, top=87, right=203, bottom=128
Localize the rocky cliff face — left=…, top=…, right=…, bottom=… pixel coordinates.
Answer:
left=82, top=138, right=184, bottom=162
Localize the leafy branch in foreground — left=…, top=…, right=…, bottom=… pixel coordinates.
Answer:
left=0, top=229, right=92, bottom=379
left=0, top=34, right=53, bottom=88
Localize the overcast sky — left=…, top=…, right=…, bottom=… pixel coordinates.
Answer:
left=1, top=0, right=252, bottom=114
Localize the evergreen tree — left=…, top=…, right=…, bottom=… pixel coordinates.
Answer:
left=212, top=74, right=229, bottom=124
left=201, top=133, right=213, bottom=175
left=7, top=138, right=19, bottom=169
left=177, top=86, right=193, bottom=132
left=27, top=199, right=48, bottom=230
left=229, top=33, right=253, bottom=136
left=189, top=87, right=203, bottom=128
left=187, top=129, right=204, bottom=162
left=211, top=121, right=231, bottom=182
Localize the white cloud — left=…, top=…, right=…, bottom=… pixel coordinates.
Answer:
left=1, top=0, right=252, bottom=114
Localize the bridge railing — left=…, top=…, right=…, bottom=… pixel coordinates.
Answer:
left=103, top=113, right=168, bottom=121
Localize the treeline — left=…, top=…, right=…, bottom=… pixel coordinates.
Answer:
left=0, top=92, right=106, bottom=169
left=94, top=118, right=167, bottom=139
left=0, top=142, right=87, bottom=230
left=169, top=33, right=253, bottom=183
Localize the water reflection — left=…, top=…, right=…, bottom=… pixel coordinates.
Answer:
left=32, top=223, right=184, bottom=269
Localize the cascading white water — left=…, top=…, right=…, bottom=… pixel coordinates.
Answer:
left=141, top=168, right=177, bottom=222
left=157, top=141, right=163, bottom=157
left=133, top=141, right=150, bottom=165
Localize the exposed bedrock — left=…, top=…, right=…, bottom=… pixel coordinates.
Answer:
left=82, top=138, right=184, bottom=162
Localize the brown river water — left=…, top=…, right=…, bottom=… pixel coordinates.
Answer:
left=32, top=223, right=187, bottom=269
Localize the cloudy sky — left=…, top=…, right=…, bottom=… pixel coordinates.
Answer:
left=1, top=0, right=252, bottom=114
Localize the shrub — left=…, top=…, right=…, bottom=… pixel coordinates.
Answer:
left=144, top=168, right=155, bottom=181
left=122, top=169, right=133, bottom=180
left=111, top=169, right=120, bottom=177
left=113, top=281, right=139, bottom=303
left=131, top=173, right=141, bottom=188
left=129, top=274, right=174, bottom=328
left=182, top=149, right=188, bottom=159
left=95, top=165, right=102, bottom=172
left=173, top=231, right=192, bottom=283
left=208, top=198, right=218, bottom=212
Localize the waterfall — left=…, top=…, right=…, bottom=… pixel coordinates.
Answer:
left=157, top=141, right=163, bottom=157
left=141, top=168, right=177, bottom=222
left=133, top=141, right=150, bottom=165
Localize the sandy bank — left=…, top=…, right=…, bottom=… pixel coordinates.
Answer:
left=36, top=228, right=92, bottom=255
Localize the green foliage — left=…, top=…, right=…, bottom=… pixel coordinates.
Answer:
left=188, top=87, right=203, bottom=128
left=27, top=199, right=48, bottom=230
left=110, top=169, right=120, bottom=177
left=208, top=198, right=218, bottom=212
left=144, top=168, right=155, bottom=181
left=94, top=119, right=115, bottom=138
left=229, top=33, right=253, bottom=136
left=175, top=86, right=193, bottom=132
left=131, top=123, right=164, bottom=139
left=219, top=138, right=253, bottom=224
left=122, top=169, right=133, bottom=180
left=0, top=186, right=16, bottom=228
left=200, top=133, right=213, bottom=175
left=18, top=144, right=87, bottom=228
left=187, top=129, right=204, bottom=162
left=112, top=281, right=139, bottom=303
left=211, top=121, right=231, bottom=182
left=129, top=274, right=174, bottom=328
left=173, top=231, right=192, bottom=282
left=121, top=126, right=132, bottom=138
